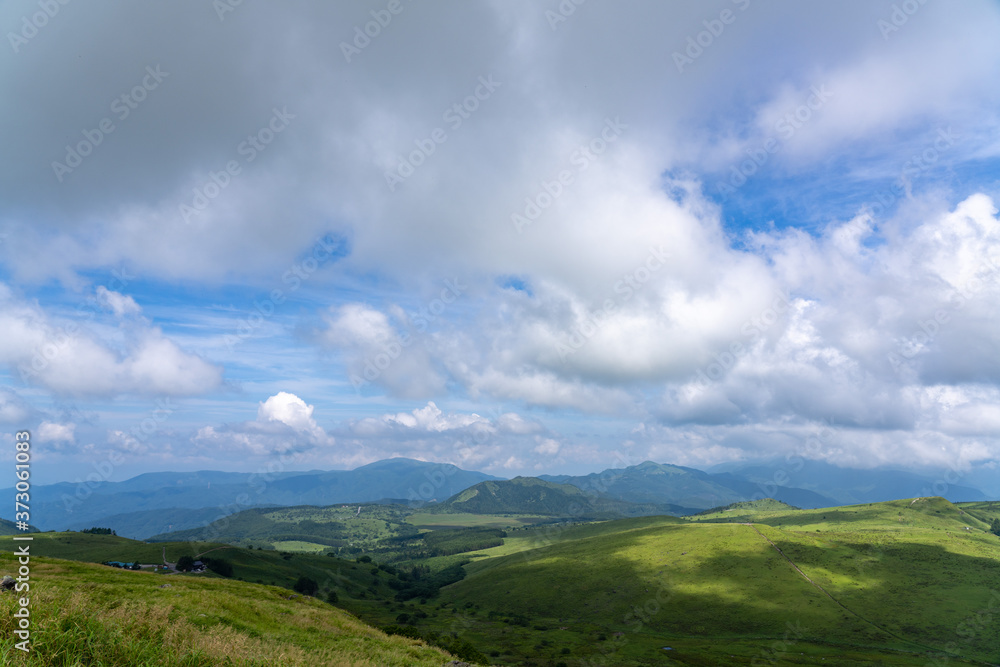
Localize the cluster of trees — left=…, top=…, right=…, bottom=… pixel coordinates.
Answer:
left=82, top=527, right=116, bottom=535
left=293, top=576, right=319, bottom=596
left=422, top=527, right=505, bottom=557
left=991, top=518, right=1000, bottom=537
left=388, top=562, right=467, bottom=601
left=290, top=576, right=339, bottom=604
left=381, top=624, right=487, bottom=664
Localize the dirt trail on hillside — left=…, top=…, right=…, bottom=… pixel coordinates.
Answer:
left=741, top=522, right=984, bottom=663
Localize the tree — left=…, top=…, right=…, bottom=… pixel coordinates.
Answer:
left=991, top=518, right=1000, bottom=537
left=326, top=589, right=339, bottom=604
left=294, top=577, right=319, bottom=596
left=204, top=558, right=233, bottom=577
left=176, top=556, right=195, bottom=572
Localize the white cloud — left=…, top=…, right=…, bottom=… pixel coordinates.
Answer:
left=37, top=421, right=75, bottom=443
left=257, top=391, right=330, bottom=443
left=534, top=438, right=561, bottom=456
left=95, top=286, right=141, bottom=317
left=0, top=284, right=222, bottom=398
left=0, top=389, right=31, bottom=424
left=320, top=304, right=446, bottom=398
left=3, top=2, right=1000, bottom=477
left=193, top=392, right=334, bottom=457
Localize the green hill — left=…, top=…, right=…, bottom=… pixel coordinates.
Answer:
left=689, top=497, right=799, bottom=518
left=369, top=499, right=1000, bottom=666
left=957, top=500, right=1000, bottom=527
left=8, top=498, right=1000, bottom=665
left=0, top=518, right=39, bottom=535
left=0, top=531, right=412, bottom=600
left=0, top=551, right=466, bottom=666
left=146, top=503, right=418, bottom=553
left=438, top=476, right=663, bottom=517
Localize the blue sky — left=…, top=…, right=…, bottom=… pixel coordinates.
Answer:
left=2, top=0, right=1000, bottom=486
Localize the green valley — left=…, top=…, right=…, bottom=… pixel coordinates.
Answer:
left=3, top=494, right=999, bottom=665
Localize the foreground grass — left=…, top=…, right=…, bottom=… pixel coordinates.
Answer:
left=0, top=553, right=462, bottom=666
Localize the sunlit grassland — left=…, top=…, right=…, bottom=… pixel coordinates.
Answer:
left=4, top=498, right=998, bottom=665
left=272, top=540, right=330, bottom=553
left=0, top=552, right=463, bottom=666
left=417, top=503, right=1000, bottom=666
left=405, top=512, right=549, bottom=530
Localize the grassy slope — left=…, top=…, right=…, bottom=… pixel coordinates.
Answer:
left=0, top=532, right=411, bottom=602
left=426, top=502, right=1000, bottom=666
left=6, top=499, right=1000, bottom=666
left=146, top=504, right=416, bottom=550
left=406, top=512, right=550, bottom=530
left=439, top=477, right=656, bottom=518
left=957, top=501, right=1000, bottom=527
left=0, top=552, right=463, bottom=666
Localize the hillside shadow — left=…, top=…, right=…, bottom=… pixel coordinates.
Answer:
left=443, top=522, right=1000, bottom=664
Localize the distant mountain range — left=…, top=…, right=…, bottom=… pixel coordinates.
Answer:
left=708, top=459, right=989, bottom=506
left=0, top=517, right=39, bottom=535
left=439, top=476, right=679, bottom=518
left=540, top=460, right=838, bottom=510
left=3, top=457, right=989, bottom=539
left=3, top=458, right=498, bottom=536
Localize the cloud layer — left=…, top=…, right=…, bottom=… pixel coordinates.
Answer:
left=2, top=0, right=1000, bottom=481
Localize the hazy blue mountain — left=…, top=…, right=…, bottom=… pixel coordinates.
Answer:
left=438, top=477, right=677, bottom=518
left=708, top=459, right=990, bottom=505
left=60, top=506, right=278, bottom=541
left=0, top=458, right=500, bottom=532
left=542, top=461, right=838, bottom=510
left=6, top=457, right=988, bottom=535
left=0, top=517, right=39, bottom=534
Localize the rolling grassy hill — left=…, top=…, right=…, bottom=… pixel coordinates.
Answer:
left=0, top=551, right=467, bottom=666
left=62, top=505, right=280, bottom=541
left=0, top=531, right=408, bottom=597
left=958, top=500, right=1000, bottom=527
left=375, top=498, right=1000, bottom=666
left=5, top=497, right=999, bottom=665
left=145, top=503, right=418, bottom=553
left=437, top=476, right=668, bottom=518
left=443, top=497, right=999, bottom=665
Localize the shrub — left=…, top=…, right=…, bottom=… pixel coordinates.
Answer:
left=203, top=558, right=233, bottom=577
left=293, top=577, right=319, bottom=596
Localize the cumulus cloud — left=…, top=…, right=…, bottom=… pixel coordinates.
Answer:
left=319, top=304, right=446, bottom=398
left=534, top=438, right=561, bottom=456
left=37, top=421, right=76, bottom=443
left=3, top=1, right=1000, bottom=478
left=95, top=286, right=142, bottom=317
left=257, top=391, right=330, bottom=442
left=193, top=392, right=334, bottom=456
left=0, top=284, right=223, bottom=398
left=0, top=389, right=31, bottom=424
left=334, top=402, right=550, bottom=473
